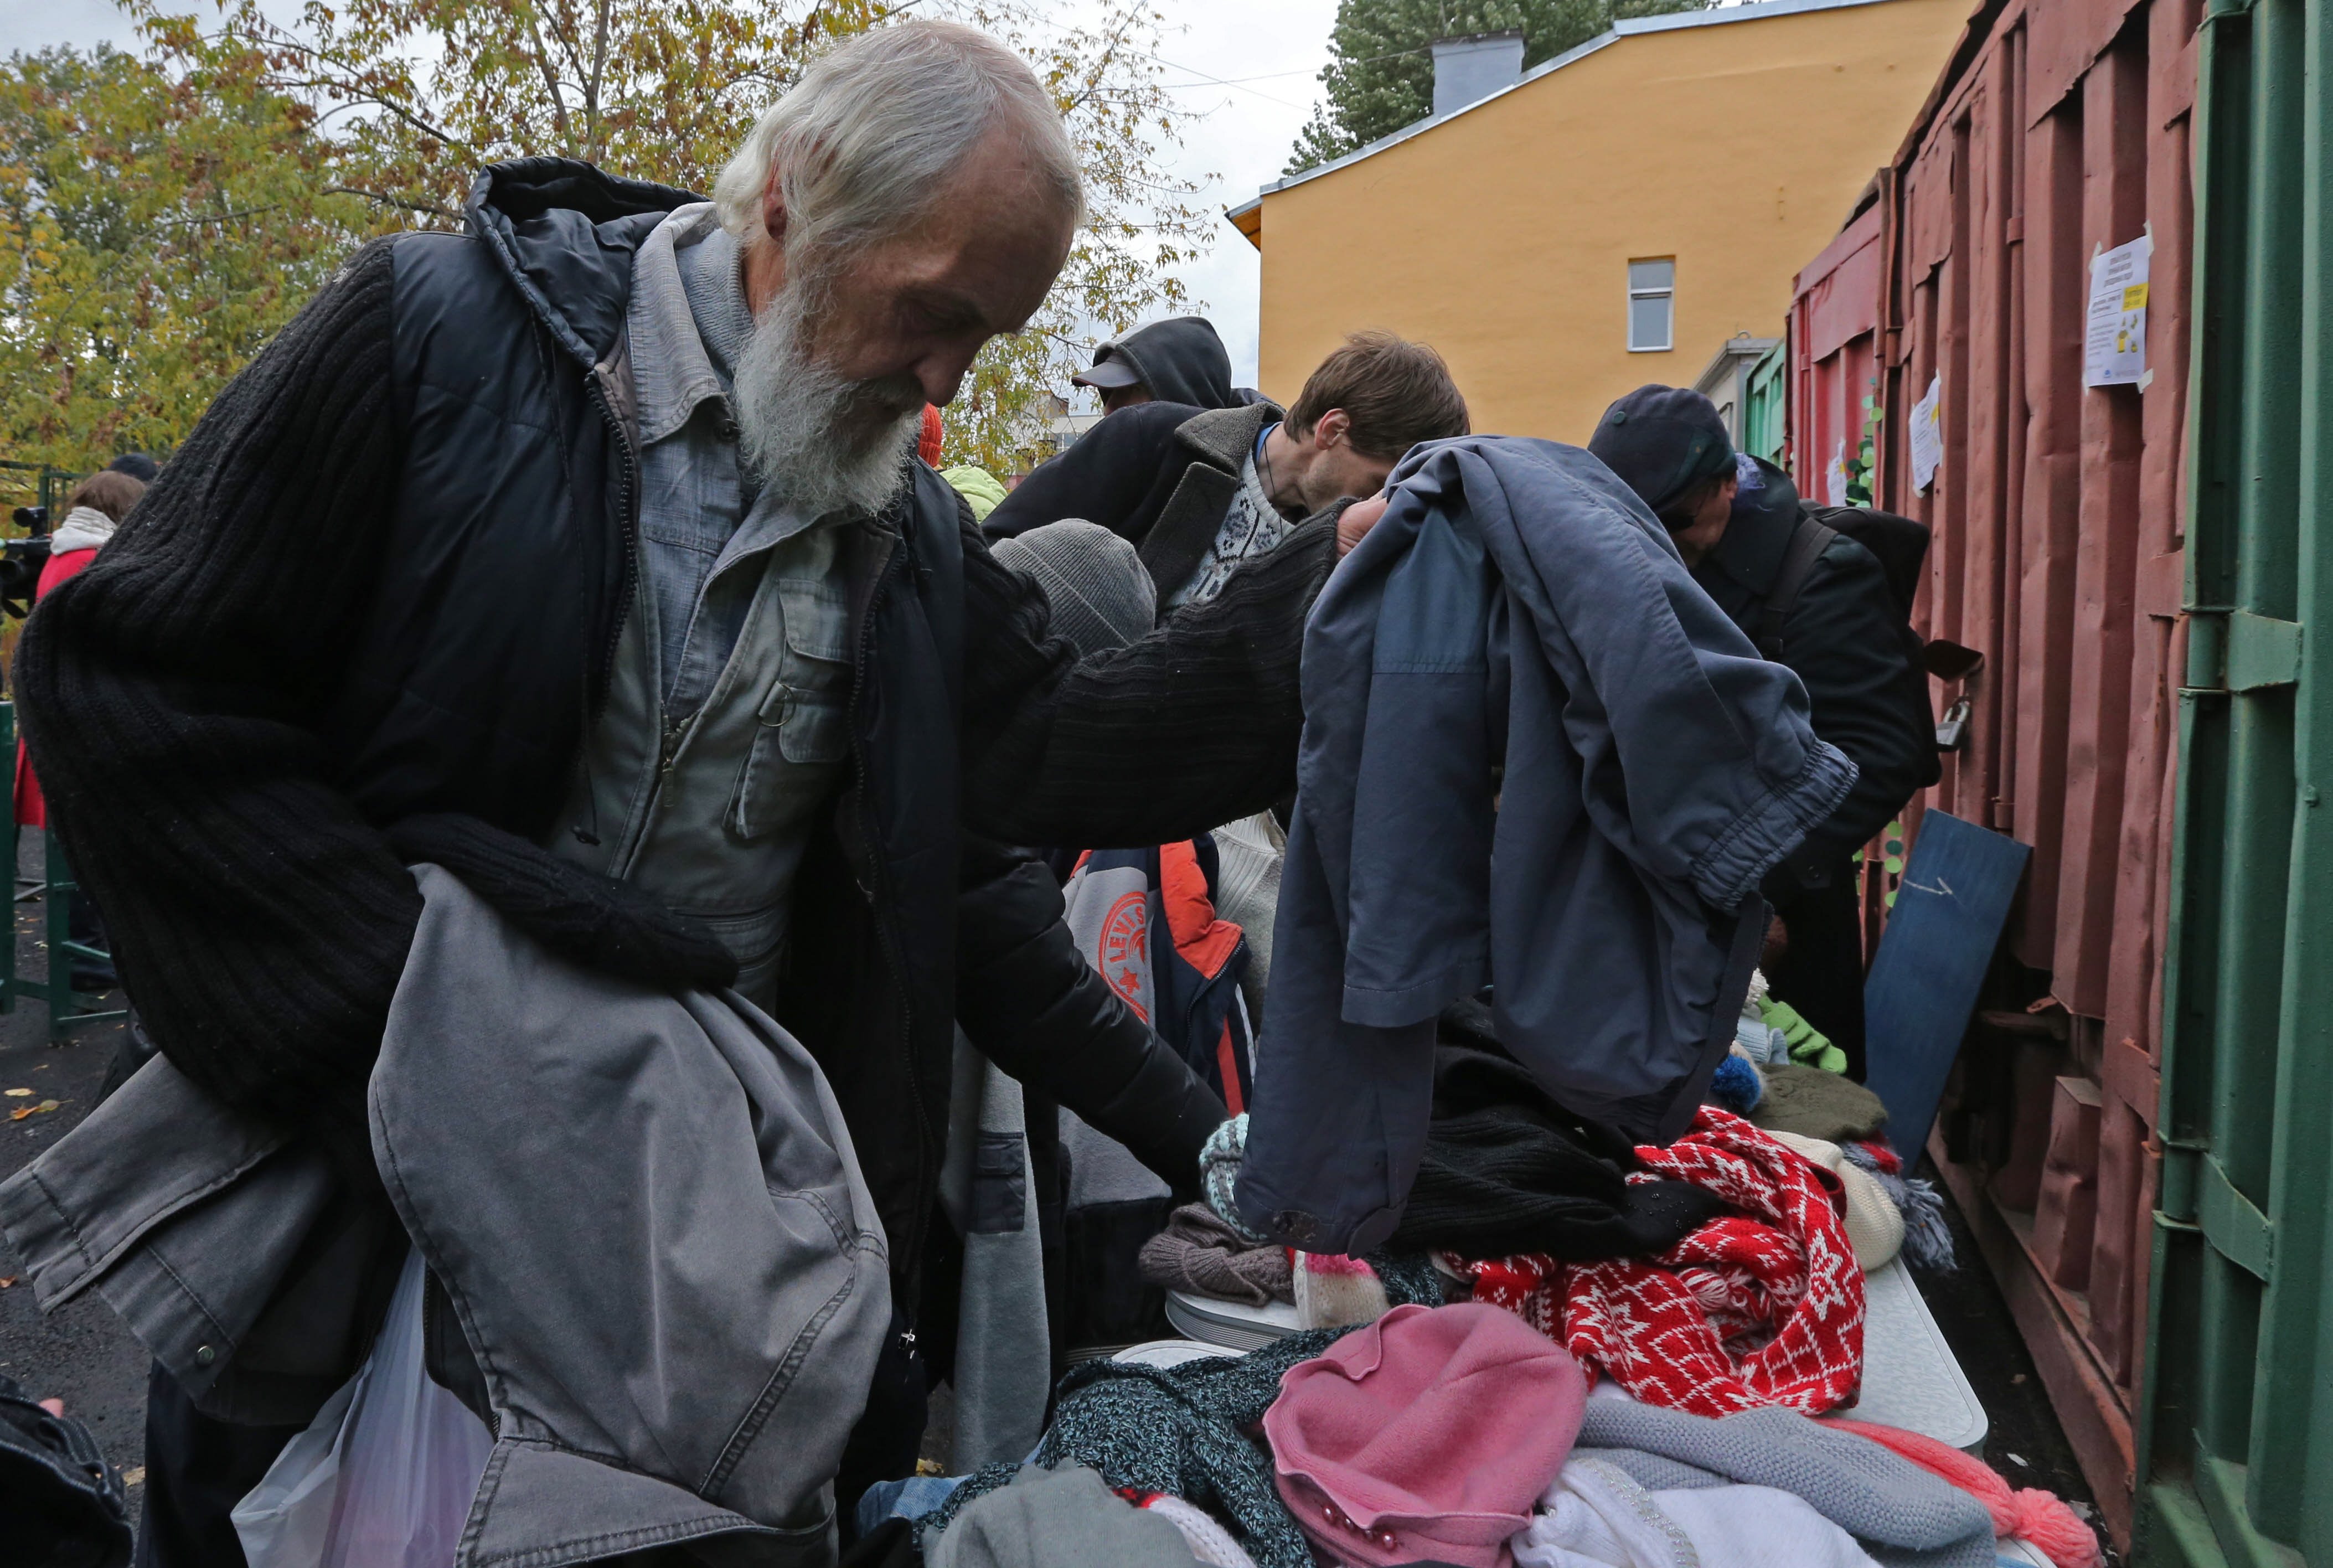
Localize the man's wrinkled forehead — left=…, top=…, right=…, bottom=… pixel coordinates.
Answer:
left=853, top=149, right=1071, bottom=324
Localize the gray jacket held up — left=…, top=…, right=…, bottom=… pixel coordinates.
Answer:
left=2, top=862, right=889, bottom=1566
left=1237, top=437, right=1856, bottom=1255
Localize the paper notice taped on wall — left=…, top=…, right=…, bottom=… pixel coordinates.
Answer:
left=1910, top=374, right=1943, bottom=493
left=1825, top=440, right=1849, bottom=508
left=2084, top=233, right=2151, bottom=388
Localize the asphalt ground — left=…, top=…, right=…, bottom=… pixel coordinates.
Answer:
left=1914, top=1160, right=2120, bottom=1562
left=0, top=835, right=147, bottom=1512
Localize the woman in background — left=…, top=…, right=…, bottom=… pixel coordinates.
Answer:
left=15, top=466, right=147, bottom=993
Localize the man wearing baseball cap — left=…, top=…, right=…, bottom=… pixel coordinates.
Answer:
left=1071, top=316, right=1254, bottom=414
left=1589, top=385, right=1935, bottom=1080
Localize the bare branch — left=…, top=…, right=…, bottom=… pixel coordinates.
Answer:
left=521, top=11, right=575, bottom=149
left=326, top=186, right=460, bottom=219
left=584, top=0, right=614, bottom=158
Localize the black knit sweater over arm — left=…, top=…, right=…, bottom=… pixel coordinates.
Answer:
left=13, top=238, right=422, bottom=1149
left=13, top=235, right=1336, bottom=1150
left=956, top=506, right=1336, bottom=849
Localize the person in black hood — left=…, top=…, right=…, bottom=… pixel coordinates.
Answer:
left=1070, top=314, right=1252, bottom=412
left=1588, top=385, right=1935, bottom=1080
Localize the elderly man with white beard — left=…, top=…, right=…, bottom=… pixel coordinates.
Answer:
left=14, top=22, right=1344, bottom=1564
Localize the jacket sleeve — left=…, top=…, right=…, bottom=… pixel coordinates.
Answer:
left=13, top=238, right=422, bottom=1157
left=979, top=401, right=1193, bottom=544
left=1769, top=535, right=1937, bottom=889
left=954, top=838, right=1224, bottom=1192
left=956, top=502, right=1339, bottom=848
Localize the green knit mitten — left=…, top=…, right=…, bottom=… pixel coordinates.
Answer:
left=1758, top=997, right=1849, bottom=1074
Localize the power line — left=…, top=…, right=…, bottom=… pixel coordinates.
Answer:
left=1140, top=52, right=1309, bottom=109
left=1149, top=36, right=1444, bottom=99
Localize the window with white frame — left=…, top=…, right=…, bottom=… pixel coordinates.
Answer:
left=1628, top=259, right=1675, bottom=352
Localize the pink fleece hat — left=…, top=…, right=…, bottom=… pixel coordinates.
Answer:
left=1262, top=1302, right=1586, bottom=1568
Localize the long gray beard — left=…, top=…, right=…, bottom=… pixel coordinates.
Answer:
left=734, top=287, right=921, bottom=518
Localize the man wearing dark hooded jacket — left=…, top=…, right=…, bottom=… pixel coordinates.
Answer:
left=15, top=26, right=1335, bottom=1561
left=1069, top=315, right=1253, bottom=412
left=1588, top=386, right=1936, bottom=1079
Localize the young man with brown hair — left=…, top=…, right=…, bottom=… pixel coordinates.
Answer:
left=987, top=328, right=1470, bottom=611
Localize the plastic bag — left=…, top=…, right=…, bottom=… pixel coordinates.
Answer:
left=233, top=1250, right=495, bottom=1568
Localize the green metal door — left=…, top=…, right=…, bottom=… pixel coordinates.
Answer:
left=1742, top=339, right=1788, bottom=466
left=2138, top=0, right=2333, bottom=1561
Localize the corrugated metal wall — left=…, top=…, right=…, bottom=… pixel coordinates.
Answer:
left=2135, top=0, right=2333, bottom=1560
left=1787, top=0, right=2202, bottom=1544
left=1789, top=199, right=1890, bottom=507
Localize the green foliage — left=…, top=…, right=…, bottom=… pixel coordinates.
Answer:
left=0, top=42, right=381, bottom=470
left=3, top=0, right=1211, bottom=476
left=1287, top=0, right=1710, bottom=175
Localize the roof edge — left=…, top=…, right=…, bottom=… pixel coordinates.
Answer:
left=1247, top=0, right=1921, bottom=207
left=1695, top=333, right=1782, bottom=388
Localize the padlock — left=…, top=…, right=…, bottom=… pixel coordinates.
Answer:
left=1935, top=695, right=1972, bottom=752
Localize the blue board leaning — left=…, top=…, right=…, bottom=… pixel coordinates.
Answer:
left=1862, top=809, right=2031, bottom=1167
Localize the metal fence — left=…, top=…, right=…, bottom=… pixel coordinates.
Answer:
left=0, top=458, right=83, bottom=521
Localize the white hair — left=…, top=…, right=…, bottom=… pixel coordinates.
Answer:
left=714, top=20, right=1083, bottom=260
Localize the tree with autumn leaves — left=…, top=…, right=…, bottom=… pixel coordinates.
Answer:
left=0, top=38, right=375, bottom=478
left=1, top=0, right=1211, bottom=478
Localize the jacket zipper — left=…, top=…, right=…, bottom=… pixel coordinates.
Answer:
left=846, top=526, right=934, bottom=1280
left=655, top=713, right=687, bottom=811
left=585, top=366, right=642, bottom=726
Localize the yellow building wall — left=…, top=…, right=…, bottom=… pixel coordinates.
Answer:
left=1251, top=0, right=1968, bottom=443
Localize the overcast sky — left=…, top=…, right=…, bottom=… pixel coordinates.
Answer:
left=2, top=0, right=1339, bottom=384
left=0, top=0, right=136, bottom=53
left=1096, top=1, right=1341, bottom=383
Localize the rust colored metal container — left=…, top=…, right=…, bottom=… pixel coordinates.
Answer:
left=1785, top=0, right=2201, bottom=1543
left=1788, top=198, right=1889, bottom=507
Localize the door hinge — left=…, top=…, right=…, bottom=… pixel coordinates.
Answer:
left=2191, top=1148, right=2275, bottom=1281
left=2226, top=610, right=2303, bottom=691
left=2182, top=607, right=2303, bottom=694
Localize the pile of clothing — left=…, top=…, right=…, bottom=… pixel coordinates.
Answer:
left=1716, top=971, right=1955, bottom=1272
left=880, top=1300, right=2098, bottom=1568
left=887, top=437, right=2029, bottom=1564
left=1106, top=435, right=1947, bottom=1387
left=1158, top=981, right=1952, bottom=1412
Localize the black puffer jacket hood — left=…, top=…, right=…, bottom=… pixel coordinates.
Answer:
left=1092, top=317, right=1240, bottom=410
left=463, top=157, right=703, bottom=367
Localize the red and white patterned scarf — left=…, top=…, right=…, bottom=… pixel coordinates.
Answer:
left=1443, top=1107, right=1866, bottom=1418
